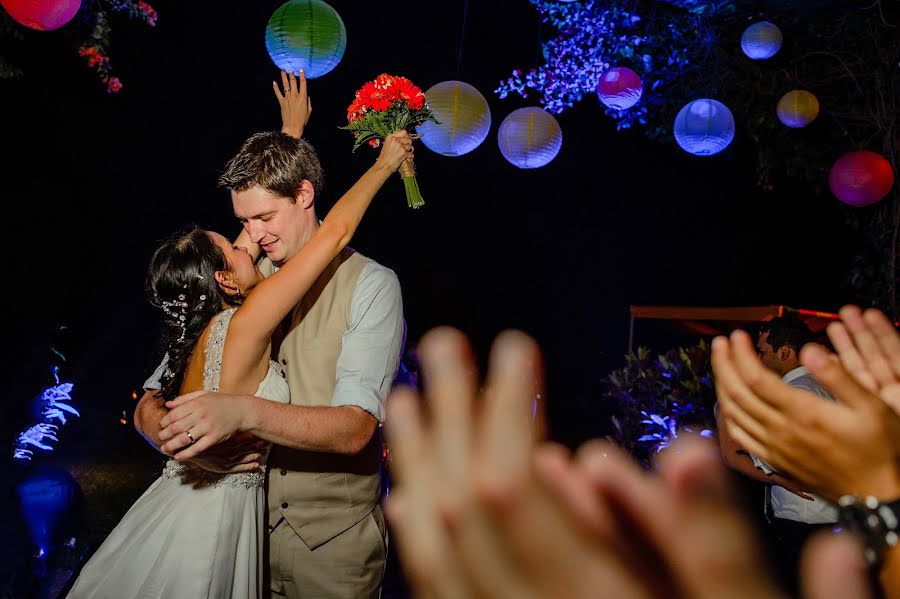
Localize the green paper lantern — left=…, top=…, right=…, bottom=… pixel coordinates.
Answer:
left=265, top=0, right=346, bottom=79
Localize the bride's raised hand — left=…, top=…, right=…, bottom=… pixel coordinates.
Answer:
left=275, top=69, right=311, bottom=139
left=375, top=130, right=413, bottom=173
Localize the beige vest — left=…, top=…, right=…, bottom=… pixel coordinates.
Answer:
left=261, top=248, right=383, bottom=550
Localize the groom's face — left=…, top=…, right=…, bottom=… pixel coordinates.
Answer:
left=232, top=185, right=310, bottom=264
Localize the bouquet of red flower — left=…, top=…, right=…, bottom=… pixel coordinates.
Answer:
left=340, top=74, right=437, bottom=209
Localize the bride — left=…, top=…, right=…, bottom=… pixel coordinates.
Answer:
left=67, top=89, right=412, bottom=598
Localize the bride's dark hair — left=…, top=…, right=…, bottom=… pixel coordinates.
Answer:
left=147, top=228, right=243, bottom=402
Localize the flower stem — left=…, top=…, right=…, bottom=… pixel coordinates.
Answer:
left=403, top=175, right=425, bottom=209
left=399, top=157, right=424, bottom=209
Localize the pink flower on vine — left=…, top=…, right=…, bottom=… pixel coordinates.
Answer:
left=78, top=46, right=109, bottom=68
left=105, top=77, right=123, bottom=94
left=138, top=1, right=158, bottom=26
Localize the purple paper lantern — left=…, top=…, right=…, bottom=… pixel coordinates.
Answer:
left=596, top=67, right=643, bottom=111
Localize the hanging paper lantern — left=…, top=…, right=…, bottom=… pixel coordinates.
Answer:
left=673, top=99, right=735, bottom=156
left=265, top=0, right=346, bottom=79
left=828, top=151, right=894, bottom=207
left=1, top=0, right=81, bottom=31
left=497, top=107, right=562, bottom=169
left=740, top=21, right=782, bottom=60
left=596, top=67, right=643, bottom=111
left=777, top=90, right=819, bottom=128
left=417, top=81, right=491, bottom=157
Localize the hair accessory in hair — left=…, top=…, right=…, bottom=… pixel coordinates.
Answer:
left=160, top=296, right=190, bottom=342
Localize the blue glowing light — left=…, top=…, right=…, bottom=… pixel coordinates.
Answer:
left=16, top=467, right=81, bottom=556
left=673, top=98, right=735, bottom=156
left=14, top=367, right=78, bottom=462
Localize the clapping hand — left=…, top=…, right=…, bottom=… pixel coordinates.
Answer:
left=826, top=305, right=900, bottom=413
left=712, top=328, right=900, bottom=502
left=385, top=327, right=871, bottom=599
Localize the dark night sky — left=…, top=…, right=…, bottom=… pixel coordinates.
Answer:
left=2, top=1, right=861, bottom=450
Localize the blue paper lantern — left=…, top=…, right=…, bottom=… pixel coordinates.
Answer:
left=673, top=99, right=735, bottom=156
left=741, top=21, right=782, bottom=60
left=417, top=81, right=491, bottom=157
left=265, top=0, right=346, bottom=79
left=498, top=107, right=562, bottom=169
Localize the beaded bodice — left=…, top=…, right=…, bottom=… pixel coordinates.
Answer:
left=162, top=308, right=289, bottom=488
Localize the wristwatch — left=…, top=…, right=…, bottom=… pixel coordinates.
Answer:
left=837, top=494, right=900, bottom=567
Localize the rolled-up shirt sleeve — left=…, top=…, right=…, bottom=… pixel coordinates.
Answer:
left=143, top=353, right=169, bottom=391
left=332, top=263, right=404, bottom=423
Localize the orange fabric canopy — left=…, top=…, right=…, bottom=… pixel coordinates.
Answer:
left=627, top=305, right=839, bottom=352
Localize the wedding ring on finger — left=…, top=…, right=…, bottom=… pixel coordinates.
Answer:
left=185, top=429, right=195, bottom=444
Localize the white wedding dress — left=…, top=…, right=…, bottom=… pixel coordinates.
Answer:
left=68, top=308, right=290, bottom=599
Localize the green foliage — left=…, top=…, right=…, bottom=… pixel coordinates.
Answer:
left=603, top=341, right=717, bottom=466
left=339, top=102, right=437, bottom=152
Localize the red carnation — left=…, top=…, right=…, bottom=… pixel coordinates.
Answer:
left=347, top=97, right=367, bottom=122
left=392, top=77, right=425, bottom=110
left=356, top=81, right=392, bottom=111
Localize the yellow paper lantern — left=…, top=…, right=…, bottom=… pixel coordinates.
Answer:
left=497, top=107, right=562, bottom=169
left=777, top=90, right=819, bottom=128
left=417, top=81, right=491, bottom=157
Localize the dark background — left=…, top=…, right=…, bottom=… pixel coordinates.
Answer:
left=2, top=0, right=859, bottom=453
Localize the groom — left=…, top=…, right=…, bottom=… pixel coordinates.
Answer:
left=136, top=125, right=404, bottom=597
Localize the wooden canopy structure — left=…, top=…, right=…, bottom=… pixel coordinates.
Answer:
left=627, top=305, right=840, bottom=352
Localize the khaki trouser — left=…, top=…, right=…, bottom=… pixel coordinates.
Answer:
left=268, top=506, right=387, bottom=599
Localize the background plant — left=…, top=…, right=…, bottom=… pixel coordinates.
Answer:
left=602, top=341, right=716, bottom=466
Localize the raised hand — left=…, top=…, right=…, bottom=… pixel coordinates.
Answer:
left=274, top=69, right=311, bottom=139
left=712, top=329, right=900, bottom=502
left=387, top=327, right=872, bottom=599
left=375, top=130, right=414, bottom=173
left=827, top=305, right=900, bottom=413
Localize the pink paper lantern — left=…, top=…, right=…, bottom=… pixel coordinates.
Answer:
left=1, top=0, right=81, bottom=30
left=828, top=150, right=894, bottom=207
left=596, top=67, right=643, bottom=110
